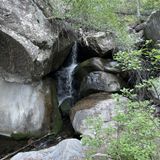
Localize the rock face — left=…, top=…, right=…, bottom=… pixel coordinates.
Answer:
left=80, top=71, right=123, bottom=98
left=0, top=78, right=62, bottom=137
left=144, top=10, right=160, bottom=41
left=149, top=77, right=160, bottom=101
left=52, top=29, right=77, bottom=72
left=34, top=0, right=54, bottom=17
left=59, top=97, right=72, bottom=116
left=74, top=57, right=121, bottom=82
left=80, top=31, right=116, bottom=57
left=0, top=0, right=77, bottom=83
left=70, top=93, right=127, bottom=135
left=134, top=23, right=146, bottom=33
left=11, top=139, right=84, bottom=160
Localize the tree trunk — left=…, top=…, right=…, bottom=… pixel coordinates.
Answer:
left=136, top=0, right=141, bottom=18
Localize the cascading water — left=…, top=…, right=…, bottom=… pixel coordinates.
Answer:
left=55, top=42, right=78, bottom=106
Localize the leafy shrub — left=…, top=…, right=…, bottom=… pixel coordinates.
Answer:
left=81, top=92, right=160, bottom=160
left=114, top=50, right=143, bottom=71
left=114, top=42, right=160, bottom=71
left=51, top=0, right=139, bottom=49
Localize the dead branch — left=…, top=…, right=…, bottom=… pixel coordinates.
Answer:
left=0, top=132, right=55, bottom=160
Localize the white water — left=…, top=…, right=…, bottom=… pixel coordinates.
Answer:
left=56, top=42, right=78, bottom=105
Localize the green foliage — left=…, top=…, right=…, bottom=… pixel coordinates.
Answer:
left=49, top=1, right=160, bottom=159
left=141, top=0, right=160, bottom=12
left=64, top=0, right=118, bottom=27
left=135, top=77, right=160, bottom=101
left=108, top=93, right=159, bottom=160
left=81, top=116, right=107, bottom=160
left=81, top=92, right=160, bottom=160
left=52, top=0, right=138, bottom=49
left=114, top=50, right=142, bottom=71
left=143, top=48, right=160, bottom=71
left=106, top=0, right=160, bottom=16
left=50, top=0, right=159, bottom=50
left=114, top=40, right=160, bottom=72
left=81, top=116, right=104, bottom=148
left=81, top=39, right=160, bottom=159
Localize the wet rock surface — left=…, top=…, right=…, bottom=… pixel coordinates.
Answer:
left=0, top=78, right=62, bottom=137
left=59, top=97, right=73, bottom=116
left=52, top=29, right=78, bottom=74
left=11, top=139, right=84, bottom=160
left=0, top=117, right=75, bottom=159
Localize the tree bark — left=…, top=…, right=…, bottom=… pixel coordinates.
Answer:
left=136, top=0, right=141, bottom=18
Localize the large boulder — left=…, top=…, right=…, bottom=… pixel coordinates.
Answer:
left=144, top=10, right=160, bottom=41
left=11, top=139, right=84, bottom=160
left=0, top=0, right=77, bottom=83
left=59, top=97, right=73, bottom=116
left=33, top=0, right=54, bottom=18
left=149, top=77, right=160, bottom=102
left=79, top=31, right=116, bottom=60
left=79, top=71, right=124, bottom=98
left=34, top=0, right=68, bottom=18
left=85, top=31, right=116, bottom=56
left=70, top=93, right=127, bottom=135
left=74, top=57, right=121, bottom=82
left=0, top=78, right=62, bottom=137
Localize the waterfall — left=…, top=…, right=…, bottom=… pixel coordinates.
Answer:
left=56, top=42, right=78, bottom=106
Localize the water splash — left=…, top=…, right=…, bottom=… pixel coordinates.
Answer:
left=56, top=42, right=78, bottom=106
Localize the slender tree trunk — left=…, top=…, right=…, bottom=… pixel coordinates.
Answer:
left=136, top=0, right=141, bottom=18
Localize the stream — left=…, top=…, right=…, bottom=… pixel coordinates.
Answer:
left=55, top=42, right=78, bottom=106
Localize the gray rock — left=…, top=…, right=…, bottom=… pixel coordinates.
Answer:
left=144, top=10, right=160, bottom=41
left=149, top=77, right=160, bottom=101
left=47, top=0, right=69, bottom=18
left=51, top=29, right=77, bottom=72
left=0, top=78, right=62, bottom=137
left=80, top=71, right=123, bottom=98
left=59, top=97, right=72, bottom=116
left=34, top=0, right=54, bottom=18
left=11, top=139, right=84, bottom=160
left=70, top=93, right=127, bottom=135
left=0, top=0, right=77, bottom=83
left=74, top=57, right=121, bottom=82
left=80, top=31, right=116, bottom=57
left=134, top=23, right=146, bottom=32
